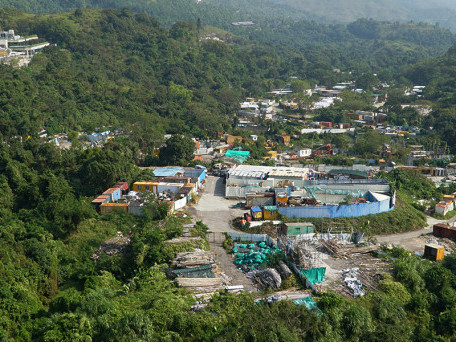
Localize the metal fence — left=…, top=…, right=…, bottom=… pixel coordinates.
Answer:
left=227, top=232, right=276, bottom=247
left=279, top=198, right=393, bottom=219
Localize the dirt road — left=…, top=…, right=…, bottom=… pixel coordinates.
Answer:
left=375, top=215, right=455, bottom=252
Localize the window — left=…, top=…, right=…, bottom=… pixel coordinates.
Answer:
left=137, top=185, right=141, bottom=190
left=145, top=185, right=149, bottom=190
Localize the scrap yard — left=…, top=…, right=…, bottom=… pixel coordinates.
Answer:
left=173, top=168, right=456, bottom=304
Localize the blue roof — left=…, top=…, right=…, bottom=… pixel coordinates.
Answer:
left=153, top=168, right=184, bottom=177
left=251, top=206, right=262, bottom=213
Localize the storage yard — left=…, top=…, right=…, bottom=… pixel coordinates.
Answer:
left=226, top=164, right=394, bottom=219
left=94, top=168, right=456, bottom=304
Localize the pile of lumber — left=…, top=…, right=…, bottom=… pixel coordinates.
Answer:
left=164, top=237, right=202, bottom=244
left=172, top=251, right=216, bottom=268
left=321, top=239, right=377, bottom=259
left=176, top=277, right=228, bottom=293
left=321, top=239, right=344, bottom=257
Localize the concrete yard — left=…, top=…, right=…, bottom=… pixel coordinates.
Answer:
left=190, top=176, right=245, bottom=233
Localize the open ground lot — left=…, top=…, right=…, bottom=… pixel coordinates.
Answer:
left=190, top=176, right=245, bottom=233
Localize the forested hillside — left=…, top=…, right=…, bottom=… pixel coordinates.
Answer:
left=399, top=45, right=456, bottom=154
left=0, top=8, right=452, bottom=143
left=0, top=8, right=292, bottom=140
left=0, top=0, right=455, bottom=63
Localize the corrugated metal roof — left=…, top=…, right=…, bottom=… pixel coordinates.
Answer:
left=228, top=165, right=310, bottom=179
left=251, top=206, right=262, bottom=212
left=268, top=167, right=309, bottom=178
left=153, top=168, right=184, bottom=177
left=264, top=206, right=278, bottom=211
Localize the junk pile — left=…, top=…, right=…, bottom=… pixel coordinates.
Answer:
left=255, top=291, right=312, bottom=304
left=169, top=251, right=217, bottom=279
left=342, top=268, right=365, bottom=297
left=170, top=251, right=230, bottom=293
left=301, top=267, right=326, bottom=285
left=231, top=242, right=282, bottom=272
left=92, top=231, right=131, bottom=260
left=293, top=297, right=322, bottom=315
left=253, top=268, right=282, bottom=289
left=321, top=239, right=377, bottom=259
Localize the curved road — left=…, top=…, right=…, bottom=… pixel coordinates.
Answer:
left=375, top=215, right=455, bottom=252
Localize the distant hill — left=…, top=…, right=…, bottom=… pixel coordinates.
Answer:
left=3, top=0, right=456, bottom=30
left=207, top=0, right=456, bottom=30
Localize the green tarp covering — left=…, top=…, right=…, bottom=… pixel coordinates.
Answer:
left=301, top=267, right=326, bottom=284
left=293, top=297, right=322, bottom=315
left=172, top=264, right=215, bottom=278
left=225, top=150, right=250, bottom=163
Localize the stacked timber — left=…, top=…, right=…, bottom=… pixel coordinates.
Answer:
left=321, top=239, right=343, bottom=258
left=164, top=237, right=202, bottom=244
left=172, top=251, right=216, bottom=267
left=176, top=277, right=228, bottom=293
left=321, top=239, right=378, bottom=259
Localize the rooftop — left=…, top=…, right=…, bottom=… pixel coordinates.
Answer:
left=327, top=169, right=369, bottom=179
left=153, top=168, right=184, bottom=177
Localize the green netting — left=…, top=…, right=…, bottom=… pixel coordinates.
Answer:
left=293, top=297, right=322, bottom=315
left=304, top=186, right=366, bottom=199
left=301, top=267, right=326, bottom=284
left=225, top=150, right=250, bottom=163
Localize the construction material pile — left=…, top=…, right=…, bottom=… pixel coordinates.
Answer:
left=92, top=232, right=131, bottom=260
left=322, top=239, right=378, bottom=259
left=254, top=268, right=282, bottom=289
left=169, top=251, right=217, bottom=279
left=171, top=251, right=216, bottom=268
left=231, top=242, right=282, bottom=272
left=342, top=268, right=365, bottom=297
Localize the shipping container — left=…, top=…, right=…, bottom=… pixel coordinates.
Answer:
left=433, top=224, right=456, bottom=239
left=263, top=206, right=279, bottom=220
left=91, top=195, right=111, bottom=209
left=282, top=222, right=315, bottom=236
left=250, top=206, right=263, bottom=220
left=100, top=202, right=129, bottom=214
left=128, top=203, right=144, bottom=216
left=132, top=182, right=158, bottom=193
left=424, top=243, right=445, bottom=261
left=102, top=187, right=122, bottom=202
left=114, top=182, right=129, bottom=192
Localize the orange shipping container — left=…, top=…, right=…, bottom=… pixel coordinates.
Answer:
left=100, top=202, right=129, bottom=214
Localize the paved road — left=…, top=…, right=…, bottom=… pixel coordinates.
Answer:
left=189, top=176, right=245, bottom=233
